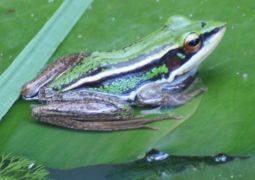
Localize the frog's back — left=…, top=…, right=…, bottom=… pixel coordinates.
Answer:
left=47, top=16, right=193, bottom=97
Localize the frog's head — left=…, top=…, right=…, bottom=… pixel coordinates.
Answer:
left=164, top=16, right=226, bottom=82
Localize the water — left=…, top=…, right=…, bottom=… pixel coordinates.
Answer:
left=243, top=73, right=248, bottom=80
left=49, top=154, right=247, bottom=180
left=111, top=17, right=116, bottom=21
left=213, top=153, right=228, bottom=162
left=77, top=34, right=83, bottom=39
left=145, top=149, right=169, bottom=162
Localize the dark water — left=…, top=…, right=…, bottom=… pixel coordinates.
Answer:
left=49, top=153, right=247, bottom=180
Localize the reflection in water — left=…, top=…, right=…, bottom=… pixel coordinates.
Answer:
left=145, top=149, right=169, bottom=162
left=213, top=153, right=228, bottom=163
left=49, top=154, right=247, bottom=180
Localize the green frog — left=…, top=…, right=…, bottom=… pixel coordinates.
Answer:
left=21, top=16, right=226, bottom=131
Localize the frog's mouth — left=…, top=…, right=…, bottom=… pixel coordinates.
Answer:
left=169, top=26, right=226, bottom=82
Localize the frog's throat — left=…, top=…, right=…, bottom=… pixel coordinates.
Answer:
left=168, top=26, right=226, bottom=82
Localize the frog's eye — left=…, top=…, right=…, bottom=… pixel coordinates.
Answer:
left=183, top=33, right=201, bottom=53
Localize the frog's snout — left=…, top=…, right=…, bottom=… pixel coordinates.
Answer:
left=21, top=83, right=39, bottom=100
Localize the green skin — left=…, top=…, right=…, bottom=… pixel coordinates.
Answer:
left=21, top=16, right=226, bottom=131
left=47, top=17, right=221, bottom=92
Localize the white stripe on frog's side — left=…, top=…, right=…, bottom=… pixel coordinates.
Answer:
left=63, top=26, right=226, bottom=102
left=62, top=44, right=178, bottom=92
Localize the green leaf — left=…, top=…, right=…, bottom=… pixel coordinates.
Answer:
left=0, top=0, right=254, bottom=172
left=0, top=0, right=92, bottom=121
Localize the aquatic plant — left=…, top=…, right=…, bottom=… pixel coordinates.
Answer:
left=0, top=154, right=49, bottom=180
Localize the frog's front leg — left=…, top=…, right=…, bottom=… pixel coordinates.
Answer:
left=32, top=92, right=179, bottom=131
left=136, top=77, right=207, bottom=107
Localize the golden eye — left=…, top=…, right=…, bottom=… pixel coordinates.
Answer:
left=184, top=33, right=201, bottom=53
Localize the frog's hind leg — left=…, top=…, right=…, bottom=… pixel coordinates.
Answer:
left=34, top=111, right=181, bottom=131
left=21, top=52, right=89, bottom=99
left=32, top=95, right=181, bottom=131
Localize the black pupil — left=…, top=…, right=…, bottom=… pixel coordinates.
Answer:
left=188, top=38, right=200, bottom=47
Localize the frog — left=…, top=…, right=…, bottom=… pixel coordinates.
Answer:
left=21, top=16, right=226, bottom=131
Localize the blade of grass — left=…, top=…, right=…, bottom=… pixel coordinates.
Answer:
left=0, top=154, right=49, bottom=179
left=0, top=0, right=93, bottom=121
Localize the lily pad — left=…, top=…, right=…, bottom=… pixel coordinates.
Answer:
left=0, top=0, right=254, bottom=170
